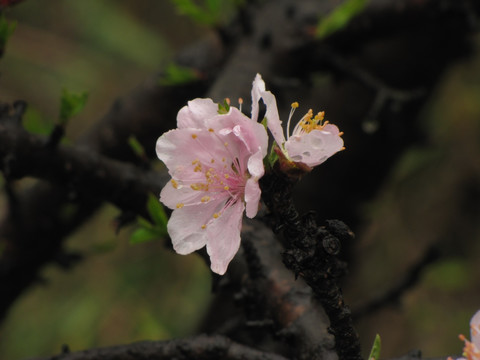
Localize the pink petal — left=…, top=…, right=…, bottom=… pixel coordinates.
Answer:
left=206, top=201, right=245, bottom=275
left=177, top=98, right=219, bottom=129
left=156, top=128, right=231, bottom=170
left=251, top=73, right=266, bottom=123
left=168, top=198, right=225, bottom=255
left=247, top=148, right=265, bottom=179
left=160, top=180, right=208, bottom=209
left=244, top=177, right=261, bottom=218
left=471, top=310, right=480, bottom=348
left=285, top=127, right=344, bottom=167
left=261, top=89, right=285, bottom=149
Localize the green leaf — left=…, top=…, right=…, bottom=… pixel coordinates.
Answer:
left=0, top=15, right=16, bottom=50
left=129, top=227, right=162, bottom=245
left=367, top=334, right=381, bottom=360
left=147, top=193, right=168, bottom=229
left=127, top=135, right=146, bottom=159
left=267, top=143, right=279, bottom=169
left=315, top=0, right=369, bottom=39
left=217, top=99, right=230, bottom=114
left=60, top=89, right=89, bottom=124
left=170, top=0, right=243, bottom=26
left=159, top=63, right=198, bottom=86
left=22, top=107, right=55, bottom=135
left=261, top=117, right=268, bottom=131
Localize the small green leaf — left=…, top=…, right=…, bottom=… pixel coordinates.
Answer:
left=171, top=0, right=243, bottom=26
left=147, top=193, right=168, bottom=229
left=217, top=99, right=230, bottom=114
left=128, top=135, right=146, bottom=159
left=22, top=107, right=54, bottom=135
left=0, top=15, right=16, bottom=50
left=129, top=227, right=162, bottom=245
left=368, top=334, right=381, bottom=360
left=267, top=144, right=279, bottom=169
left=159, top=63, right=198, bottom=86
left=315, top=0, right=369, bottom=39
left=261, top=117, right=268, bottom=131
left=60, top=89, right=89, bottom=124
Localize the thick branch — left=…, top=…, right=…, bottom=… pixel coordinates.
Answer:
left=31, top=334, right=288, bottom=360
left=260, top=171, right=361, bottom=360
left=0, top=113, right=166, bottom=218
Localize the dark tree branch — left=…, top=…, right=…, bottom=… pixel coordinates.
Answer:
left=260, top=171, right=361, bottom=360
left=0, top=107, right=166, bottom=218
left=31, top=334, right=289, bottom=360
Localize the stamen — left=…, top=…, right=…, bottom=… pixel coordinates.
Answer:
left=213, top=212, right=220, bottom=219
left=201, top=224, right=206, bottom=229
left=238, top=97, right=243, bottom=112
left=211, top=159, right=215, bottom=163
left=171, top=179, right=179, bottom=189
left=287, top=101, right=299, bottom=140
left=201, top=196, right=210, bottom=202
left=224, top=186, right=230, bottom=191
left=208, top=128, right=214, bottom=132
left=224, top=174, right=229, bottom=179
left=176, top=203, right=184, bottom=209
left=191, top=134, right=197, bottom=139
left=225, top=98, right=231, bottom=105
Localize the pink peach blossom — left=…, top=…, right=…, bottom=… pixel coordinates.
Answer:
left=253, top=73, right=344, bottom=168
left=156, top=87, right=268, bottom=275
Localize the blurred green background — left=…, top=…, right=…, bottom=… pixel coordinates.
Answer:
left=1, top=1, right=480, bottom=359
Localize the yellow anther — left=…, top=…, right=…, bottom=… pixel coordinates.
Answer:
left=222, top=157, right=226, bottom=162
left=209, top=128, right=214, bottom=132
left=291, top=102, right=299, bottom=108
left=224, top=174, right=229, bottom=179
left=338, top=131, right=344, bottom=136
left=201, top=224, right=206, bottom=229
left=225, top=98, right=231, bottom=105
left=201, top=196, right=210, bottom=202
left=211, top=159, right=215, bottom=163
left=191, top=134, right=197, bottom=139
left=176, top=203, right=184, bottom=209
left=224, top=142, right=228, bottom=147
left=171, top=179, right=179, bottom=189
left=213, top=213, right=220, bottom=219
left=192, top=159, right=199, bottom=165
left=194, top=164, right=202, bottom=172
left=224, top=186, right=230, bottom=191
left=191, top=184, right=200, bottom=190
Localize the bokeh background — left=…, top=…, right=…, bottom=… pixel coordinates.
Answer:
left=1, top=0, right=480, bottom=359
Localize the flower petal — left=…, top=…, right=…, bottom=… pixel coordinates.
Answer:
left=244, top=177, right=261, bottom=218
left=156, top=128, right=231, bottom=170
left=160, top=180, right=207, bottom=209
left=168, top=198, right=225, bottom=255
left=206, top=201, right=245, bottom=275
left=251, top=73, right=266, bottom=123
left=260, top=89, right=285, bottom=149
left=285, top=126, right=344, bottom=167
left=471, top=310, right=480, bottom=348
left=177, top=98, right=219, bottom=129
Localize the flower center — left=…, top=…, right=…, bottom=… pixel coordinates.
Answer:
left=188, top=158, right=245, bottom=200
left=286, top=102, right=329, bottom=140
